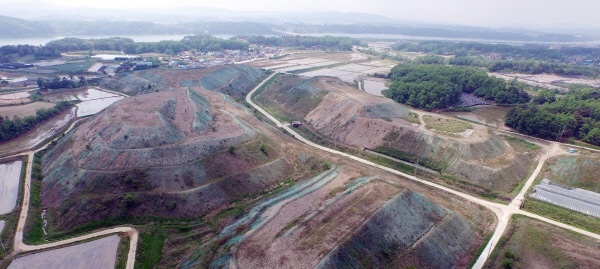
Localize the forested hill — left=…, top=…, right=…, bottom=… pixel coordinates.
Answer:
left=507, top=88, right=600, bottom=146
left=384, top=64, right=530, bottom=110
left=0, top=15, right=56, bottom=38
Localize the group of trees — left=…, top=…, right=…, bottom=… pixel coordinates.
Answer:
left=243, top=35, right=364, bottom=51
left=384, top=64, right=530, bottom=110
left=391, top=41, right=600, bottom=78
left=123, top=35, right=248, bottom=55
left=0, top=101, right=71, bottom=142
left=506, top=88, right=600, bottom=146
left=392, top=41, right=600, bottom=62
left=37, top=76, right=94, bottom=89
left=0, top=44, right=60, bottom=63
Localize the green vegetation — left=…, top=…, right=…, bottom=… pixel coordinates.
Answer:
left=422, top=115, right=472, bottom=134
left=392, top=40, right=600, bottom=78
left=506, top=87, right=600, bottom=146
left=23, top=152, right=45, bottom=244
left=501, top=135, right=541, bottom=151
left=486, top=215, right=593, bottom=269
left=0, top=101, right=72, bottom=142
left=385, top=64, right=530, bottom=110
left=137, top=226, right=166, bottom=269
left=243, top=35, right=365, bottom=51
left=49, top=61, right=95, bottom=73
left=403, top=112, right=421, bottom=124
left=522, top=199, right=600, bottom=234
left=115, top=236, right=130, bottom=269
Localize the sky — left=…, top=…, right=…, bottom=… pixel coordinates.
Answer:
left=2, top=0, right=600, bottom=28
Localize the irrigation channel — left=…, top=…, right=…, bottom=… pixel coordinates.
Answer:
left=247, top=73, right=600, bottom=269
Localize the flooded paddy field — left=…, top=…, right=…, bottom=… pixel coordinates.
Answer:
left=0, top=160, right=22, bottom=215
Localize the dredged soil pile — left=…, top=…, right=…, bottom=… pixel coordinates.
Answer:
left=40, top=66, right=320, bottom=231
left=256, top=75, right=538, bottom=198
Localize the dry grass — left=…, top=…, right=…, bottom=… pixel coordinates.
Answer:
left=422, top=115, right=472, bottom=134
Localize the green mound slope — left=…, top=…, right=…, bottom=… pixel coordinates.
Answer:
left=316, top=190, right=479, bottom=269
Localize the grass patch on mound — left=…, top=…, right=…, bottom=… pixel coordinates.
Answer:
left=568, top=140, right=600, bottom=151
left=502, top=135, right=541, bottom=152
left=422, top=115, right=472, bottom=135
left=403, top=112, right=421, bottom=124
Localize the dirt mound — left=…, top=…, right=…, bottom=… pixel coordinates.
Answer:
left=100, top=65, right=266, bottom=97
left=316, top=190, right=478, bottom=269
left=40, top=78, right=320, bottom=231
left=257, top=75, right=538, bottom=197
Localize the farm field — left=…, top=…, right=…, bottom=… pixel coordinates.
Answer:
left=76, top=96, right=123, bottom=117
left=530, top=179, right=600, bottom=218
left=0, top=92, right=30, bottom=106
left=0, top=160, right=22, bottom=215
left=0, top=102, right=54, bottom=118
left=7, top=235, right=121, bottom=269
left=484, top=215, right=600, bottom=269
left=49, top=61, right=96, bottom=73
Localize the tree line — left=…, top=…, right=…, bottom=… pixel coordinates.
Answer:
left=384, top=64, right=530, bottom=110
left=242, top=35, right=365, bottom=51
left=0, top=101, right=71, bottom=142
left=506, top=88, right=600, bottom=146
left=37, top=76, right=99, bottom=89
left=391, top=41, right=600, bottom=78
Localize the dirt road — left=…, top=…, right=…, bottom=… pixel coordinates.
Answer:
left=247, top=73, right=600, bottom=269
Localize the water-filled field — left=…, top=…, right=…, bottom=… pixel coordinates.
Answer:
left=0, top=160, right=22, bottom=215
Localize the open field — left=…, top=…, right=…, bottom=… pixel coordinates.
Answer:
left=422, top=115, right=473, bottom=134
left=484, top=215, right=600, bottom=269
left=0, top=161, right=22, bottom=215
left=0, top=102, right=54, bottom=118
left=49, top=61, right=96, bottom=73
left=0, top=92, right=30, bottom=106
left=443, top=105, right=513, bottom=128
left=7, top=235, right=121, bottom=269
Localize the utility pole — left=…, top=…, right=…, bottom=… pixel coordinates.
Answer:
left=555, top=125, right=566, bottom=142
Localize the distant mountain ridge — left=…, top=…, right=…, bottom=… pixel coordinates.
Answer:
left=0, top=14, right=589, bottom=43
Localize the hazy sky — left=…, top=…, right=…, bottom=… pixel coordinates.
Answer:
left=3, top=0, right=600, bottom=28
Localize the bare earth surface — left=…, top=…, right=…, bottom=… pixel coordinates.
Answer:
left=7, top=235, right=121, bottom=269
left=0, top=160, right=22, bottom=215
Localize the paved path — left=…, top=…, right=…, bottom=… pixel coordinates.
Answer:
left=246, top=73, right=600, bottom=269
left=8, top=102, right=138, bottom=269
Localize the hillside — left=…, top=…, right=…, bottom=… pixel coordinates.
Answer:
left=0, top=15, right=55, bottom=38
left=100, top=65, right=265, bottom=98
left=39, top=66, right=301, bottom=231
left=255, top=74, right=540, bottom=200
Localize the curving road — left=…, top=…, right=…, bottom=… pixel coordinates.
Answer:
left=247, top=73, right=600, bottom=269
left=7, top=106, right=138, bottom=269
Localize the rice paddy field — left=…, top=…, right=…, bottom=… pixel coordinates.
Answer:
left=7, top=235, right=121, bottom=269
left=0, top=160, right=22, bottom=215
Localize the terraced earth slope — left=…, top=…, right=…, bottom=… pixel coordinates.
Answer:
left=39, top=66, right=325, bottom=232
left=255, top=74, right=540, bottom=200
left=100, top=65, right=265, bottom=98
left=178, top=163, right=495, bottom=269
